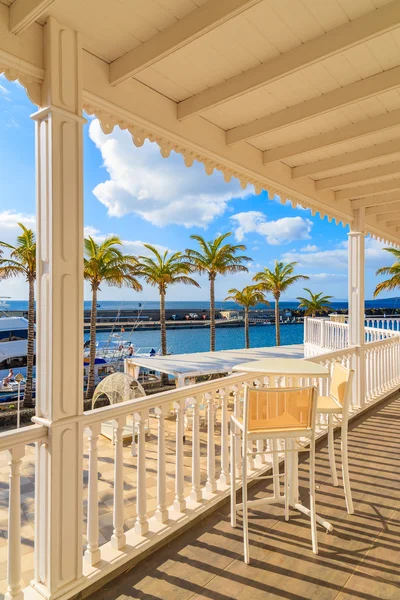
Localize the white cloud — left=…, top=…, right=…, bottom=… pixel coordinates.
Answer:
left=282, top=238, right=390, bottom=271
left=84, top=226, right=170, bottom=256
left=0, top=83, right=10, bottom=98
left=301, top=244, right=318, bottom=252
left=89, top=119, right=252, bottom=228
left=0, top=211, right=36, bottom=243
left=230, top=210, right=313, bottom=245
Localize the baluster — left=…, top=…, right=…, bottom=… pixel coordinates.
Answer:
left=84, top=424, right=101, bottom=565
left=135, top=410, right=149, bottom=535
left=5, top=445, right=24, bottom=600
left=154, top=405, right=168, bottom=521
left=173, top=399, right=186, bottom=512
left=111, top=416, right=126, bottom=549
left=232, top=385, right=242, bottom=477
left=189, top=396, right=202, bottom=502
left=218, top=388, right=230, bottom=488
left=204, top=392, right=217, bottom=494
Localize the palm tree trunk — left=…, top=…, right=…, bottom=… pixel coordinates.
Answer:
left=209, top=276, right=216, bottom=352
left=244, top=307, right=250, bottom=349
left=23, top=277, right=35, bottom=408
left=275, top=295, right=281, bottom=347
left=160, top=289, right=168, bottom=385
left=86, top=286, right=98, bottom=399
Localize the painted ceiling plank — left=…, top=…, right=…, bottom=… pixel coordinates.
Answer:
left=336, top=178, right=400, bottom=201
left=352, top=191, right=400, bottom=209
left=315, top=161, right=400, bottom=190
left=178, top=0, right=400, bottom=120
left=109, top=0, right=261, bottom=86
left=10, top=0, right=55, bottom=35
left=292, top=140, right=400, bottom=179
left=263, top=108, right=400, bottom=163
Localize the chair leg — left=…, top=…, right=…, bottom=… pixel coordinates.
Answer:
left=309, top=437, right=318, bottom=555
left=242, top=442, right=250, bottom=564
left=328, top=414, right=339, bottom=487
left=230, top=429, right=237, bottom=528
left=284, top=440, right=289, bottom=522
left=341, top=425, right=354, bottom=515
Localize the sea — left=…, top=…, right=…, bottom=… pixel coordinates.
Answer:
left=3, top=297, right=400, bottom=356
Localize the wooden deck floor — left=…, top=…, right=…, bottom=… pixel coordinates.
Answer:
left=86, top=392, right=400, bottom=600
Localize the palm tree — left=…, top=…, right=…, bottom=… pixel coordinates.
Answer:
left=374, top=247, right=400, bottom=297
left=186, top=233, right=250, bottom=351
left=0, top=224, right=36, bottom=407
left=137, top=245, right=199, bottom=384
left=297, top=288, right=333, bottom=318
left=254, top=261, right=309, bottom=346
left=84, top=236, right=142, bottom=399
left=225, top=286, right=269, bottom=348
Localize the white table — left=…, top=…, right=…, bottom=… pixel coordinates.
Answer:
left=232, top=358, right=333, bottom=532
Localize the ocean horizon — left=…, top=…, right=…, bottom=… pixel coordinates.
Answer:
left=3, top=297, right=400, bottom=312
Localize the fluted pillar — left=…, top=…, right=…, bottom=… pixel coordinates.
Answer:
left=31, top=16, right=85, bottom=599
left=348, top=208, right=366, bottom=407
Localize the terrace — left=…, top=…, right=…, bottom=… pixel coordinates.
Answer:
left=1, top=1, right=400, bottom=599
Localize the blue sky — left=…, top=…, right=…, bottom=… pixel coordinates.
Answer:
left=0, top=74, right=393, bottom=302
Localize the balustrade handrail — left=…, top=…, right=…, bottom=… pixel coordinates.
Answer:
left=82, top=371, right=251, bottom=425
left=307, top=345, right=356, bottom=362
left=0, top=423, right=47, bottom=452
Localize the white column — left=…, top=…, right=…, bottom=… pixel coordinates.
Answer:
left=31, top=16, right=85, bottom=599
left=348, top=208, right=366, bottom=407
left=155, top=406, right=168, bottom=522
left=5, top=445, right=24, bottom=600
left=111, top=417, right=126, bottom=549
left=134, top=411, right=149, bottom=536
left=84, top=424, right=101, bottom=566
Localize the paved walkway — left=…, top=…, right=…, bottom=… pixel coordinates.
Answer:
left=86, top=393, right=400, bottom=600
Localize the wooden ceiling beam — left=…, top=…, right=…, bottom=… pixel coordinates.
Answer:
left=178, top=0, right=400, bottom=120
left=367, top=203, right=400, bottom=217
left=315, top=161, right=400, bottom=190
left=263, top=108, right=400, bottom=163
left=377, top=211, right=400, bottom=221
left=336, top=178, right=400, bottom=201
left=109, top=0, right=261, bottom=86
left=352, top=191, right=400, bottom=209
left=386, top=218, right=400, bottom=227
left=292, top=139, right=400, bottom=179
left=227, top=66, right=400, bottom=145
left=9, top=0, right=55, bottom=34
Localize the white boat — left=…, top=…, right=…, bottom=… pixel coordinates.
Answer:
left=0, top=316, right=35, bottom=370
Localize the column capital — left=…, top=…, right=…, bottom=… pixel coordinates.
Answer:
left=31, top=105, right=87, bottom=125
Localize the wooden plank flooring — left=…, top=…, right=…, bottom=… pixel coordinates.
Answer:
left=86, top=393, right=400, bottom=600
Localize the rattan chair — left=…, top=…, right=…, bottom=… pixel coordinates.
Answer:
left=317, top=362, right=354, bottom=514
left=230, top=385, right=318, bottom=563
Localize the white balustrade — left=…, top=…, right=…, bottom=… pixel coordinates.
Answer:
left=205, top=392, right=217, bottom=494
left=218, top=388, right=230, bottom=489
left=155, top=406, right=168, bottom=522
left=135, top=411, right=149, bottom=536
left=189, top=396, right=202, bottom=502
left=84, top=424, right=101, bottom=566
left=111, top=417, right=126, bottom=550
left=4, top=343, right=400, bottom=600
left=0, top=426, right=47, bottom=600
left=173, top=399, right=186, bottom=513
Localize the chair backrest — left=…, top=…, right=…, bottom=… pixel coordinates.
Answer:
left=244, top=385, right=317, bottom=433
left=329, top=362, right=353, bottom=411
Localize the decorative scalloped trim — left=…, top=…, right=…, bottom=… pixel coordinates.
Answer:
left=83, top=101, right=353, bottom=229
left=0, top=65, right=41, bottom=107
